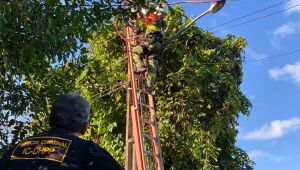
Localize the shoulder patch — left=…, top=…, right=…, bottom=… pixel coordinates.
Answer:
left=11, top=137, right=72, bottom=163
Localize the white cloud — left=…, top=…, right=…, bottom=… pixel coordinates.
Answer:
left=248, top=150, right=268, bottom=159
left=285, top=0, right=300, bottom=14
left=247, top=150, right=290, bottom=163
left=248, top=150, right=291, bottom=163
left=242, top=117, right=300, bottom=140
left=269, top=62, right=300, bottom=84
left=271, top=21, right=300, bottom=48
left=273, top=22, right=300, bottom=38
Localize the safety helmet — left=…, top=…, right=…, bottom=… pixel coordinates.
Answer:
left=147, top=13, right=160, bottom=22
left=144, top=13, right=161, bottom=31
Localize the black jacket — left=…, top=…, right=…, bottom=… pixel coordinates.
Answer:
left=0, top=128, right=123, bottom=170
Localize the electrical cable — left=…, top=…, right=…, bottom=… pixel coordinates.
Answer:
left=246, top=49, right=300, bottom=62
left=166, top=0, right=219, bottom=5
left=212, top=2, right=300, bottom=33
left=207, top=0, right=290, bottom=31
left=90, top=80, right=128, bottom=100
left=197, top=49, right=300, bottom=65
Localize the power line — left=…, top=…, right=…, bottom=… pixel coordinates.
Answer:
left=187, top=49, right=300, bottom=65
left=167, top=0, right=218, bottom=5
left=90, top=80, right=128, bottom=100
left=212, top=2, right=300, bottom=33
left=207, top=0, right=290, bottom=31
left=246, top=49, right=300, bottom=62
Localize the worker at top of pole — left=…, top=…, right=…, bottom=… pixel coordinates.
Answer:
left=132, top=2, right=168, bottom=92
left=0, top=93, right=123, bottom=170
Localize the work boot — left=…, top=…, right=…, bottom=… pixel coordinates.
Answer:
left=140, top=95, right=145, bottom=104
left=145, top=86, right=153, bottom=93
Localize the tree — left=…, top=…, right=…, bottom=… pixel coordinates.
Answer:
left=0, top=0, right=159, bottom=154
left=0, top=0, right=116, bottom=154
left=0, top=2, right=254, bottom=169
left=76, top=6, right=255, bottom=169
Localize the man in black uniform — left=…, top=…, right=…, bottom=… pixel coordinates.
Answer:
left=0, top=93, right=123, bottom=170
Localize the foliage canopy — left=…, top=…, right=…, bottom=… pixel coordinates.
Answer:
left=0, top=0, right=158, bottom=154
left=1, top=2, right=254, bottom=169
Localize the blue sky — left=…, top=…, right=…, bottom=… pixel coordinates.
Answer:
left=175, top=0, right=300, bottom=169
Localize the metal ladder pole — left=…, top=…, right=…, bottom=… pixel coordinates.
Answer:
left=125, top=27, right=147, bottom=170
left=125, top=26, right=164, bottom=170
left=147, top=94, right=164, bottom=170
